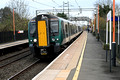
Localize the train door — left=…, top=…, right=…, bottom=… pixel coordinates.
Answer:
left=65, top=22, right=70, bottom=42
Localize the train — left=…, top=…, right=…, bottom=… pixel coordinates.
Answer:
left=28, top=14, right=82, bottom=58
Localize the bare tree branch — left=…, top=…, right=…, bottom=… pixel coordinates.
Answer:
left=8, top=0, right=29, bottom=18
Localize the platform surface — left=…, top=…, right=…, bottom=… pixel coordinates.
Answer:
left=0, top=39, right=28, bottom=49
left=32, top=32, right=120, bottom=80
left=77, top=32, right=120, bottom=80
left=32, top=31, right=87, bottom=80
left=68, top=32, right=120, bottom=80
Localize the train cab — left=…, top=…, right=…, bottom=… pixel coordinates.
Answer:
left=28, top=14, right=61, bottom=58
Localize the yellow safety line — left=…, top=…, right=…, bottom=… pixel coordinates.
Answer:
left=72, top=34, right=87, bottom=80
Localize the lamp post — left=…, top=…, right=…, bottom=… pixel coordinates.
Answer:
left=13, top=8, right=16, bottom=41
left=112, top=0, right=116, bottom=67
left=63, top=1, right=64, bottom=13
left=68, top=1, right=69, bottom=20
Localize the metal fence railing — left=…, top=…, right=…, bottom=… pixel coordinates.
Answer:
left=99, top=29, right=120, bottom=59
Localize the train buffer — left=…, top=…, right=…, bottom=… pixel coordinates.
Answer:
left=0, top=39, right=28, bottom=50
left=32, top=31, right=120, bottom=80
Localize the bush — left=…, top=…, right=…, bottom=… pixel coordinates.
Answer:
left=103, top=43, right=109, bottom=50
left=92, top=32, right=96, bottom=36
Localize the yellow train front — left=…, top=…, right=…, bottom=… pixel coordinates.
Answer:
left=28, top=14, right=81, bottom=58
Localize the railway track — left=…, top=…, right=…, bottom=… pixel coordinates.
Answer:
left=8, top=59, right=40, bottom=80
left=0, top=49, right=31, bottom=68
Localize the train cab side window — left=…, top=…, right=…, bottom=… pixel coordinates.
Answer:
left=30, top=22, right=36, bottom=36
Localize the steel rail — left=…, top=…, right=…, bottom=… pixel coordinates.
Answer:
left=8, top=59, right=40, bottom=80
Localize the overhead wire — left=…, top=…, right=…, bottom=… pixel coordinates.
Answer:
left=52, top=0, right=65, bottom=14
left=53, top=7, right=59, bottom=13
left=32, top=0, right=60, bottom=14
left=74, top=0, right=80, bottom=9
left=32, top=0, right=54, bottom=7
left=75, top=0, right=79, bottom=7
left=74, top=0, right=86, bottom=24
left=75, top=0, right=82, bottom=15
left=26, top=5, right=38, bottom=9
left=52, top=0, right=60, bottom=6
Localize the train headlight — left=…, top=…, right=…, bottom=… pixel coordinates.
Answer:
left=30, top=40, right=32, bottom=42
left=34, top=39, right=37, bottom=42
left=52, top=38, right=55, bottom=41
left=56, top=38, right=59, bottom=41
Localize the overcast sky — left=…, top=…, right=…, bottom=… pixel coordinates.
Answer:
left=0, top=0, right=120, bottom=25
left=0, top=0, right=120, bottom=17
left=0, top=0, right=97, bottom=17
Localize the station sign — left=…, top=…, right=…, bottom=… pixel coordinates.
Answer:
left=18, top=30, right=24, bottom=33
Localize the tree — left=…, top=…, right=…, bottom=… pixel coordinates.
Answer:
left=7, top=0, right=29, bottom=31
left=57, top=13, right=68, bottom=19
left=94, top=0, right=112, bottom=8
left=94, top=0, right=112, bottom=30
left=99, top=4, right=112, bottom=18
left=8, top=0, right=29, bottom=18
left=0, top=7, right=13, bottom=31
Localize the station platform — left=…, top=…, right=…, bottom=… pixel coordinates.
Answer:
left=0, top=39, right=28, bottom=49
left=32, top=31, right=120, bottom=80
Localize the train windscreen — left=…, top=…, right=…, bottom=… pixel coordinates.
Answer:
left=50, top=21, right=59, bottom=33
left=30, top=22, right=36, bottom=36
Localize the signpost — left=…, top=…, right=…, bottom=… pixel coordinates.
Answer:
left=107, top=11, right=112, bottom=72
left=97, top=4, right=99, bottom=41
left=106, top=20, right=108, bottom=62
left=94, top=14, right=96, bottom=33
left=118, top=15, right=119, bottom=56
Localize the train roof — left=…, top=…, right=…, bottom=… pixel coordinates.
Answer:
left=30, top=14, right=75, bottom=24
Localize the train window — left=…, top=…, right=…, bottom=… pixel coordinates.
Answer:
left=72, top=25, right=74, bottom=34
left=30, top=22, right=36, bottom=36
left=50, top=21, right=59, bottom=33
left=65, top=24, right=68, bottom=33
left=61, top=21, right=65, bottom=38
left=70, top=25, right=72, bottom=35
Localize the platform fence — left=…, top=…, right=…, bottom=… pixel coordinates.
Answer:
left=99, top=29, right=120, bottom=59
left=0, top=31, right=28, bottom=44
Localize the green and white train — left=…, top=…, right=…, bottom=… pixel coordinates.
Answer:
left=28, top=14, right=82, bottom=58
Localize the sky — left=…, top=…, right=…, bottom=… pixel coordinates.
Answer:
left=0, top=0, right=120, bottom=25
left=0, top=0, right=97, bottom=17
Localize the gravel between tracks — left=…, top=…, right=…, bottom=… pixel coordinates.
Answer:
left=0, top=48, right=29, bottom=61
left=0, top=51, right=38, bottom=80
left=11, top=61, right=50, bottom=80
